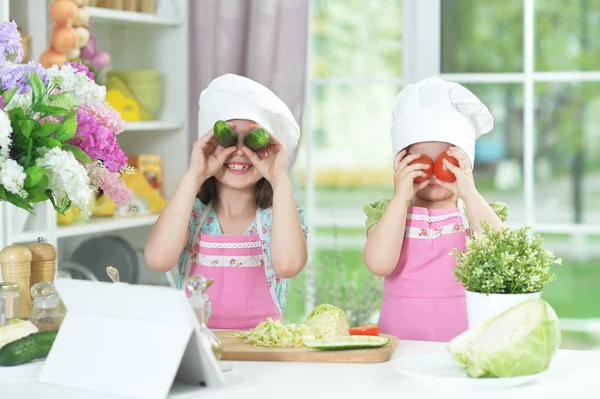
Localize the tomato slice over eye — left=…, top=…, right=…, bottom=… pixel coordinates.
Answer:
left=434, top=154, right=459, bottom=182
left=349, top=325, right=380, bottom=336
left=408, top=155, right=434, bottom=183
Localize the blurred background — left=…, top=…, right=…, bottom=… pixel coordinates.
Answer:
left=2, top=0, right=599, bottom=350
left=285, top=0, right=600, bottom=351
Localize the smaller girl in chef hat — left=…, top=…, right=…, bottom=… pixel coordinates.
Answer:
left=145, top=74, right=308, bottom=330
left=363, top=77, right=509, bottom=343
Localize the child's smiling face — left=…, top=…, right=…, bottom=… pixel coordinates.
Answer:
left=214, top=119, right=265, bottom=190
left=407, top=141, right=455, bottom=202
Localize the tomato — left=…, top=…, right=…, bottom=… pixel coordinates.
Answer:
left=349, top=325, right=380, bottom=336
left=434, top=154, right=459, bottom=182
left=408, top=155, right=434, bottom=183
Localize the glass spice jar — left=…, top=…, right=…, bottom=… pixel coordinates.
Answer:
left=29, top=282, right=65, bottom=332
left=187, top=275, right=222, bottom=360
left=0, top=283, right=20, bottom=327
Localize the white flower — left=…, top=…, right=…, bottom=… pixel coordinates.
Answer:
left=46, top=64, right=106, bottom=105
left=3, top=91, right=32, bottom=112
left=0, top=110, right=12, bottom=157
left=35, top=147, right=93, bottom=215
left=0, top=156, right=27, bottom=197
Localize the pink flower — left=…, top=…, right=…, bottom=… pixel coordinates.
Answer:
left=84, top=102, right=124, bottom=135
left=86, top=162, right=132, bottom=206
left=66, top=61, right=94, bottom=81
left=69, top=107, right=127, bottom=172
left=419, top=228, right=428, bottom=237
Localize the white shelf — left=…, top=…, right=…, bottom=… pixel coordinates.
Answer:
left=123, top=121, right=182, bottom=132
left=12, top=231, right=47, bottom=244
left=86, top=7, right=181, bottom=26
left=56, top=214, right=159, bottom=238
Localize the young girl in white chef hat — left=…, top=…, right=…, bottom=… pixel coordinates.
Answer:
left=145, top=74, right=309, bottom=330
left=363, top=77, right=509, bottom=342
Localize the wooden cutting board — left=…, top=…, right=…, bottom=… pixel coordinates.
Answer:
left=215, top=331, right=399, bottom=363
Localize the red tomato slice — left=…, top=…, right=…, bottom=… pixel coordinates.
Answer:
left=349, top=325, right=380, bottom=336
left=408, top=155, right=434, bottom=183
left=433, top=154, right=459, bottom=182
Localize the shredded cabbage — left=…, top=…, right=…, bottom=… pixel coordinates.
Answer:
left=232, top=318, right=314, bottom=348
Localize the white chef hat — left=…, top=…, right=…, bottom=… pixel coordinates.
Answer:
left=391, top=76, right=494, bottom=166
left=198, top=73, right=300, bottom=155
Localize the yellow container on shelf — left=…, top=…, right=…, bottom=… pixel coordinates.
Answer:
left=107, top=70, right=162, bottom=119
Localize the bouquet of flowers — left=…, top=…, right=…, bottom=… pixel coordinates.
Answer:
left=0, top=21, right=132, bottom=217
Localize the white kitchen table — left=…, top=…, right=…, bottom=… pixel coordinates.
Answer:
left=2, top=340, right=598, bottom=399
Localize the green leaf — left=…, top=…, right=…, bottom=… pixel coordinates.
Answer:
left=55, top=118, right=78, bottom=142
left=35, top=105, right=70, bottom=116
left=27, top=72, right=47, bottom=112
left=37, top=137, right=63, bottom=148
left=27, top=177, right=50, bottom=202
left=8, top=107, right=26, bottom=122
left=2, top=87, right=18, bottom=108
left=25, top=139, right=33, bottom=167
left=32, top=122, right=60, bottom=139
left=18, top=119, right=37, bottom=139
left=24, top=166, right=45, bottom=188
left=47, top=92, right=79, bottom=110
left=46, top=189, right=71, bottom=215
left=62, top=144, right=92, bottom=164
left=4, top=191, right=34, bottom=213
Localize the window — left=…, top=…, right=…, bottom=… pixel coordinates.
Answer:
left=288, top=0, right=600, bottom=346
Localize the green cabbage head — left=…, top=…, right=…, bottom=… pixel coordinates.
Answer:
left=304, top=304, right=349, bottom=339
left=448, top=298, right=561, bottom=378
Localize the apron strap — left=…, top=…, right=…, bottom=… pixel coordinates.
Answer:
left=457, top=198, right=471, bottom=243
left=182, top=201, right=213, bottom=290
left=254, top=208, right=282, bottom=314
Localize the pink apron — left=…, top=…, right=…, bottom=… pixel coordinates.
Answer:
left=378, top=200, right=471, bottom=342
left=182, top=202, right=281, bottom=330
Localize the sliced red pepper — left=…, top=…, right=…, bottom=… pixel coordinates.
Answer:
left=349, top=325, right=380, bottom=336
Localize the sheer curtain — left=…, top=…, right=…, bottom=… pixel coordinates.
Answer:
left=188, top=0, right=310, bottom=165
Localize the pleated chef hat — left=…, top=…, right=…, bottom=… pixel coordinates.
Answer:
left=198, top=74, right=300, bottom=156
left=391, top=76, right=494, bottom=166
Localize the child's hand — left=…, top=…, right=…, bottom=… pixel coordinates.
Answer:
left=241, top=125, right=289, bottom=186
left=392, top=150, right=431, bottom=200
left=189, top=129, right=237, bottom=181
left=437, top=146, right=478, bottom=199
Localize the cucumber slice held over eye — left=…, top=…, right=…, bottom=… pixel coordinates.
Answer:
left=0, top=330, right=59, bottom=367
left=244, top=127, right=270, bottom=151
left=303, top=335, right=390, bottom=351
left=213, top=120, right=238, bottom=148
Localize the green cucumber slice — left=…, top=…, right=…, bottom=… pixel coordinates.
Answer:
left=304, top=335, right=390, bottom=351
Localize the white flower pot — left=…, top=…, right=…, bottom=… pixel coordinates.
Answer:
left=465, top=291, right=541, bottom=328
left=12, top=206, right=30, bottom=235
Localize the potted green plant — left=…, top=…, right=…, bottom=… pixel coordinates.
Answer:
left=451, top=222, right=561, bottom=328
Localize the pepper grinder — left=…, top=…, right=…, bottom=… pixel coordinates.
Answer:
left=187, top=274, right=222, bottom=360
left=26, top=240, right=57, bottom=288
left=0, top=245, right=33, bottom=318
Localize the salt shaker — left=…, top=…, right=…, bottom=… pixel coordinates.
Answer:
left=0, top=245, right=33, bottom=318
left=187, top=274, right=222, bottom=360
